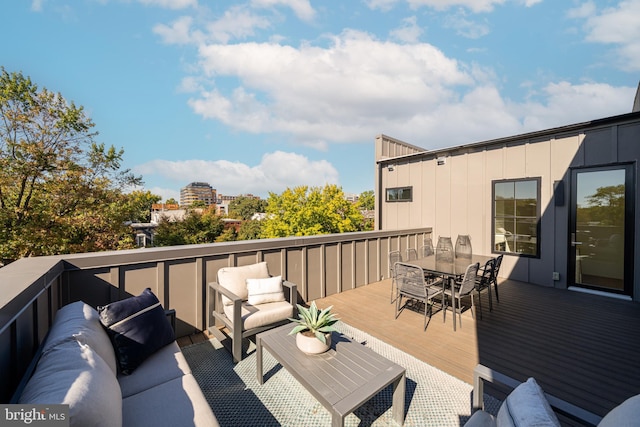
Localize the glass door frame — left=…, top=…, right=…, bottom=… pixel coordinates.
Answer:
left=568, top=163, right=635, bottom=297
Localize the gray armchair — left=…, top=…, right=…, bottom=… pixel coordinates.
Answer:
left=208, top=262, right=297, bottom=362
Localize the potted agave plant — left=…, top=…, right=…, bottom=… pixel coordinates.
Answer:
left=289, top=301, right=339, bottom=354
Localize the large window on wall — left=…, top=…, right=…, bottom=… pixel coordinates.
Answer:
left=493, top=178, right=540, bottom=257
left=386, top=186, right=412, bottom=202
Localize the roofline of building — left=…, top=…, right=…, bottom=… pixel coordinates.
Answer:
left=376, top=110, right=640, bottom=165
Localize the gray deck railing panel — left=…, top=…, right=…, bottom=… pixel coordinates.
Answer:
left=0, top=228, right=431, bottom=402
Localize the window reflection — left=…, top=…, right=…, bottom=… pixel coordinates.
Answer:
left=493, top=178, right=540, bottom=256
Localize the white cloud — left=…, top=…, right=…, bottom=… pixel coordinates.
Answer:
left=31, top=0, right=44, bottom=12
left=390, top=16, right=423, bottom=43
left=406, top=0, right=507, bottom=13
left=251, top=0, right=316, bottom=21
left=443, top=9, right=490, bottom=38
left=189, top=30, right=472, bottom=146
left=517, top=81, right=637, bottom=130
left=137, top=0, right=197, bottom=9
left=205, top=5, right=272, bottom=43
left=135, top=151, right=340, bottom=197
left=365, top=0, right=400, bottom=11
left=572, top=0, right=640, bottom=72
left=153, top=16, right=199, bottom=44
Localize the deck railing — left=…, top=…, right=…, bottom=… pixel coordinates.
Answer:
left=0, top=227, right=431, bottom=402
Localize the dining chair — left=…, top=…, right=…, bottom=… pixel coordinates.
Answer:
left=492, top=254, right=503, bottom=303
left=436, top=236, right=454, bottom=262
left=455, top=235, right=472, bottom=258
left=394, top=262, right=444, bottom=331
left=419, top=237, right=434, bottom=257
left=442, top=262, right=479, bottom=329
left=388, top=250, right=403, bottom=303
left=475, top=258, right=496, bottom=319
left=406, top=248, right=418, bottom=261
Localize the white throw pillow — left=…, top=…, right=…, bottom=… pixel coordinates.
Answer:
left=247, top=276, right=285, bottom=305
left=217, top=262, right=270, bottom=306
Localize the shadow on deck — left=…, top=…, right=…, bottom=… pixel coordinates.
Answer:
left=311, top=278, right=640, bottom=420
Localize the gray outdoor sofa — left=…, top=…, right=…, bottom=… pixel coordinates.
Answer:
left=14, top=297, right=218, bottom=427
left=468, top=364, right=640, bottom=427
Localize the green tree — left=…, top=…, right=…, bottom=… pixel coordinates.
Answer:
left=153, top=210, right=224, bottom=246
left=121, top=190, right=161, bottom=223
left=357, top=190, right=375, bottom=210
left=216, top=227, right=237, bottom=242
left=165, top=197, right=178, bottom=205
left=237, top=219, right=263, bottom=240
left=261, top=184, right=364, bottom=238
left=229, top=196, right=267, bottom=220
left=0, top=68, right=142, bottom=263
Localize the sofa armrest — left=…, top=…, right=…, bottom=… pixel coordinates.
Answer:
left=472, top=364, right=602, bottom=427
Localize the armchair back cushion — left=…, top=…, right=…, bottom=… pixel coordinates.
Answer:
left=218, top=261, right=270, bottom=306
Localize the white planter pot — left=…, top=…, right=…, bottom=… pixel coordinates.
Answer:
left=296, top=331, right=331, bottom=355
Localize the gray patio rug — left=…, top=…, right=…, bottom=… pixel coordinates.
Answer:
left=181, top=322, right=501, bottom=426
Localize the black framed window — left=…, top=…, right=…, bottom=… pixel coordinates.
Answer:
left=386, top=187, right=412, bottom=202
left=493, top=178, right=540, bottom=257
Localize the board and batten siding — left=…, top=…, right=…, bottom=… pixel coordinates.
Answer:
left=375, top=113, right=640, bottom=299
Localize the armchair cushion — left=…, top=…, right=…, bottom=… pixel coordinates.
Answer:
left=496, top=377, right=560, bottom=427
left=223, top=300, right=293, bottom=330
left=98, top=288, right=175, bottom=375
left=247, top=276, right=285, bottom=305
left=218, top=262, right=270, bottom=306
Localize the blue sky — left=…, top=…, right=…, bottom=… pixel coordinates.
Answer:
left=2, top=0, right=639, bottom=202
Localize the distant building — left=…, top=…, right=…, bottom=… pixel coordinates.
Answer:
left=180, top=182, right=217, bottom=207
left=215, top=193, right=261, bottom=216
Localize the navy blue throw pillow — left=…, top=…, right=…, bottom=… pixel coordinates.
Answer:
left=98, top=288, right=175, bottom=375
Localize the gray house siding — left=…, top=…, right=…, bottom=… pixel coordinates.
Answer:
left=376, top=112, right=640, bottom=301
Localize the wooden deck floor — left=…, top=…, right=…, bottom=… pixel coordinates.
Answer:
left=181, top=278, right=640, bottom=422
left=312, top=278, right=640, bottom=420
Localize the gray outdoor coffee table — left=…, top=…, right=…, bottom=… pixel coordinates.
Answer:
left=256, top=323, right=406, bottom=427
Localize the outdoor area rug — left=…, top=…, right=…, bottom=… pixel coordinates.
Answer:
left=181, top=322, right=501, bottom=426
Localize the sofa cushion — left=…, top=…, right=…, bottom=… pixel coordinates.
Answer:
left=122, top=373, right=219, bottom=427
left=496, top=377, right=560, bottom=427
left=19, top=339, right=122, bottom=427
left=223, top=300, right=293, bottom=330
left=217, top=262, right=270, bottom=306
left=43, top=300, right=118, bottom=375
left=98, top=288, right=175, bottom=375
left=597, top=394, right=640, bottom=427
left=118, top=341, right=192, bottom=398
left=464, top=410, right=497, bottom=427
left=247, top=275, right=285, bottom=305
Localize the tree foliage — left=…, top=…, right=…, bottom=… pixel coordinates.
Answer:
left=261, top=184, right=364, bottom=238
left=228, top=196, right=267, bottom=220
left=153, top=209, right=224, bottom=246
left=0, top=68, right=146, bottom=263
left=357, top=190, right=375, bottom=210
left=237, top=219, right=263, bottom=240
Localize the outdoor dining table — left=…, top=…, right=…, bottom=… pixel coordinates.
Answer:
left=410, top=254, right=494, bottom=331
